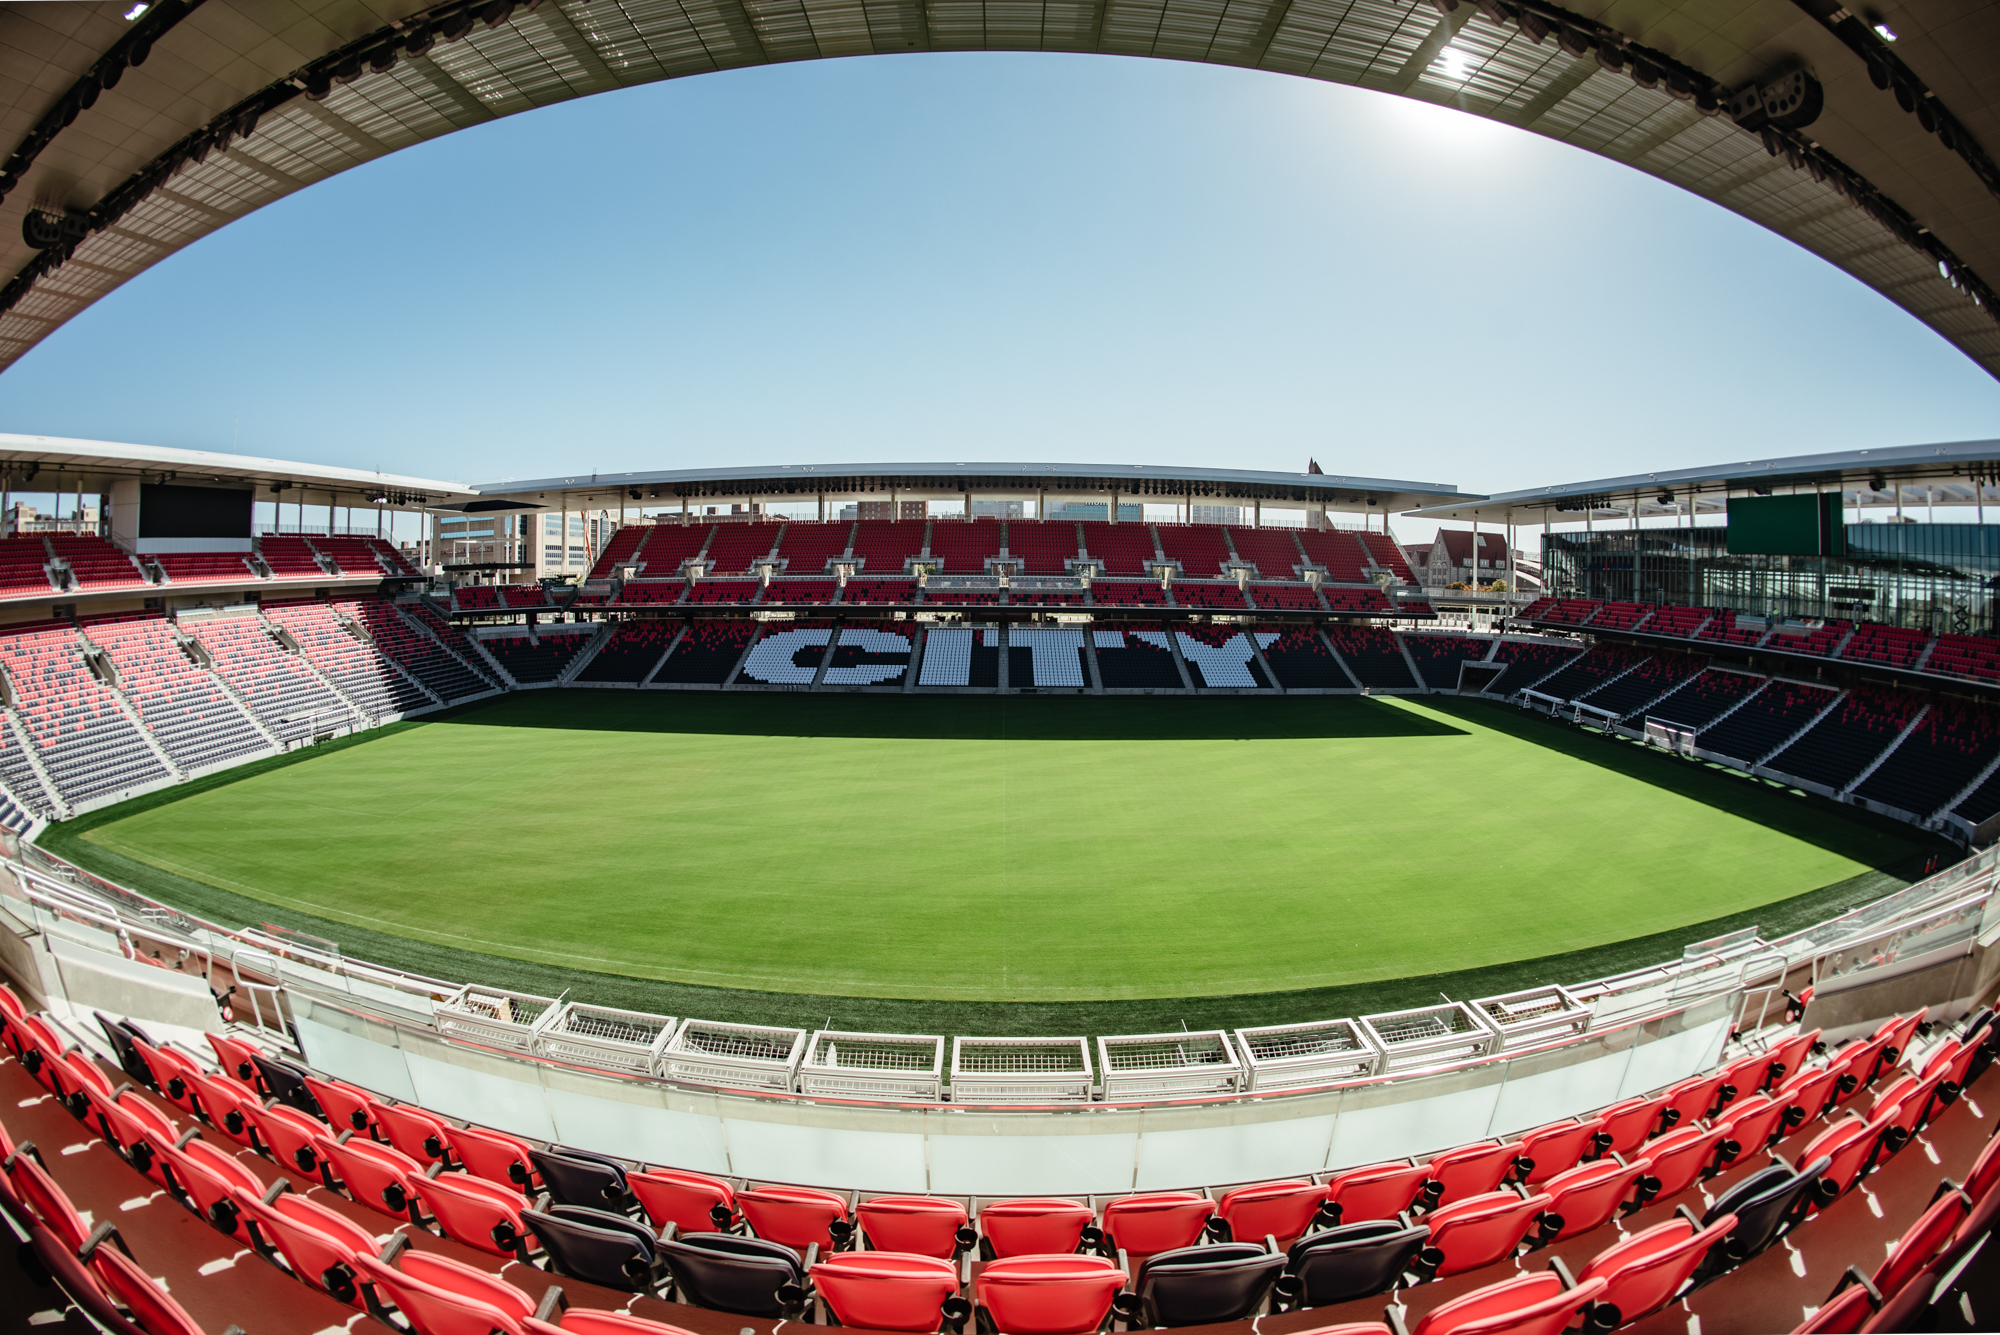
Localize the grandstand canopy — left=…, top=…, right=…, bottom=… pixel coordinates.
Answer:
left=458, top=461, right=1471, bottom=517
left=0, top=431, right=473, bottom=507
left=1403, top=438, right=2000, bottom=526
left=2, top=0, right=1999, bottom=382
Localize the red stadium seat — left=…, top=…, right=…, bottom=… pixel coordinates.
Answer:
left=372, top=1099, right=459, bottom=1166
left=1773, top=1064, right=1843, bottom=1133
left=1409, top=1270, right=1607, bottom=1335
left=235, top=1184, right=380, bottom=1305
left=1659, top=1072, right=1733, bottom=1129
left=1963, top=1128, right=2000, bottom=1204
left=1869, top=1187, right=1971, bottom=1299
left=1325, top=1161, right=1434, bottom=1223
left=135, top=1041, right=208, bottom=1121
left=812, top=1251, right=965, bottom=1332
left=1642, top=1125, right=1732, bottom=1202
left=1596, top=1095, right=1674, bottom=1156
left=1826, top=1034, right=1897, bottom=1107
left=92, top=1089, right=180, bottom=1191
left=182, top=1067, right=264, bottom=1150
left=452, top=1125, right=542, bottom=1194
left=353, top=1250, right=535, bottom=1335
left=85, top=1237, right=210, bottom=1335
left=156, top=1134, right=264, bottom=1240
left=1427, top=1141, right=1526, bottom=1206
left=631, top=1166, right=737, bottom=1234
left=204, top=1031, right=264, bottom=1086
left=5, top=1146, right=93, bottom=1251
left=979, top=1199, right=1096, bottom=1258
left=1792, top=1278, right=1879, bottom=1334
left=1541, top=1156, right=1652, bottom=1241
left=315, top=1131, right=430, bottom=1223
left=975, top=1254, right=1128, bottom=1335
left=1801, top=1104, right=1902, bottom=1206
left=1215, top=1179, right=1330, bottom=1248
left=1517, top=1118, right=1604, bottom=1185
left=1098, top=1193, right=1214, bottom=1259
left=525, top=1315, right=702, bottom=1335
left=1421, top=1191, right=1554, bottom=1277
left=252, top=1102, right=328, bottom=1179
left=302, top=1075, right=377, bottom=1135
left=1762, top=1030, right=1823, bottom=1092
left=1719, top=1093, right=1791, bottom=1157
left=1577, top=1213, right=1737, bottom=1327
left=858, top=1195, right=972, bottom=1258
left=425, top=1170, right=538, bottom=1260
left=738, top=1184, right=851, bottom=1250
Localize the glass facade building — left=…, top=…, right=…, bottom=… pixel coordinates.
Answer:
left=1543, top=523, right=2000, bottom=635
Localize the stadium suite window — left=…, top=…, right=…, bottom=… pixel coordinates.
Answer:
left=544, top=545, right=563, bottom=564
left=568, top=546, right=586, bottom=564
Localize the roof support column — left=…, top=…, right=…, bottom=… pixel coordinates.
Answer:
left=818, top=492, right=825, bottom=522
left=1109, top=490, right=1119, bottom=524
left=1253, top=498, right=1261, bottom=527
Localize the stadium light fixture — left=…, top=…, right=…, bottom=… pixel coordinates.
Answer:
left=123, top=3, right=148, bottom=18
left=1873, top=22, right=1898, bottom=40
left=1440, top=47, right=1472, bottom=81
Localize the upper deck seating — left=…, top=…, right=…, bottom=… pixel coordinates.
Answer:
left=1320, top=586, right=1392, bottom=615
left=1766, top=620, right=1851, bottom=658
left=1401, top=635, right=1488, bottom=689
left=578, top=622, right=678, bottom=683
left=1699, top=681, right=1839, bottom=764
left=684, top=580, right=761, bottom=606
left=1171, top=581, right=1249, bottom=611
left=1079, top=522, right=1158, bottom=576
left=1838, top=622, right=1929, bottom=668
left=1155, top=524, right=1231, bottom=579
left=258, top=535, right=327, bottom=578
left=1007, top=520, right=1080, bottom=575
left=1483, top=641, right=1581, bottom=695
left=1765, top=685, right=1924, bottom=790
left=1249, top=584, right=1322, bottom=612
left=1011, top=588, right=1088, bottom=607
left=1257, top=626, right=1350, bottom=689
left=1088, top=580, right=1169, bottom=607
left=84, top=615, right=269, bottom=772
left=1515, top=597, right=1557, bottom=621
left=762, top=580, right=838, bottom=606
left=49, top=533, right=150, bottom=591
left=1852, top=695, right=2000, bottom=816
left=1532, top=599, right=1602, bottom=626
left=618, top=582, right=686, bottom=606
left=1579, top=651, right=1705, bottom=718
left=186, top=613, right=347, bottom=746
left=1645, top=669, right=1764, bottom=731
left=774, top=521, right=851, bottom=578
left=1589, top=602, right=1652, bottom=632
left=637, top=525, right=710, bottom=578
left=368, top=538, right=420, bottom=575
left=850, top=520, right=926, bottom=576
left=1293, top=530, right=1372, bottom=582
left=453, top=586, right=503, bottom=612
left=0, top=536, right=55, bottom=597
left=0, top=621, right=173, bottom=804
left=703, top=523, right=781, bottom=575
left=1927, top=633, right=2000, bottom=684
left=588, top=526, right=649, bottom=579
left=153, top=552, right=257, bottom=585
left=264, top=600, right=431, bottom=718
left=1325, top=626, right=1415, bottom=689
left=500, top=584, right=552, bottom=609
left=1091, top=626, right=1181, bottom=688
left=1226, top=528, right=1303, bottom=581
left=1528, top=645, right=1646, bottom=701
left=348, top=600, right=493, bottom=700
left=654, top=621, right=754, bottom=684
left=1643, top=605, right=1711, bottom=638
left=930, top=518, right=1002, bottom=573
left=481, top=631, right=595, bottom=684
left=1359, top=533, right=1417, bottom=582
left=841, top=579, right=918, bottom=605
left=1695, top=611, right=1769, bottom=646
left=311, top=536, right=393, bottom=577
left=923, top=589, right=1004, bottom=606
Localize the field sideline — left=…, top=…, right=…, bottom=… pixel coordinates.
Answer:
left=72, top=692, right=1926, bottom=1004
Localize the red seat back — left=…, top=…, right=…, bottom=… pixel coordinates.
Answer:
left=1720, top=1094, right=1789, bottom=1157
left=812, top=1252, right=961, bottom=1332
left=157, top=1136, right=263, bottom=1240
left=1544, top=1157, right=1650, bottom=1242
left=631, top=1167, right=735, bottom=1235
left=1326, top=1161, right=1430, bottom=1223
left=88, top=1242, right=209, bottom=1335
left=234, top=1187, right=378, bottom=1304
left=975, top=1255, right=1127, bottom=1335
left=254, top=1103, right=328, bottom=1178
left=318, top=1134, right=425, bottom=1219
left=1216, top=1179, right=1328, bottom=1248
left=1424, top=1191, right=1552, bottom=1278
left=1428, top=1142, right=1524, bottom=1206
left=1763, top=1031, right=1822, bottom=1091
left=1411, top=1270, right=1607, bottom=1335
left=858, top=1195, right=970, bottom=1258
left=1578, top=1213, right=1736, bottom=1326
left=979, top=1199, right=1095, bottom=1258
left=1794, top=1279, right=1876, bottom=1333
left=302, top=1076, right=375, bottom=1135
left=6, top=1150, right=90, bottom=1252
left=739, top=1184, right=849, bottom=1250
left=451, top=1125, right=540, bottom=1194
left=352, top=1253, right=530, bottom=1335
left=1098, top=1193, right=1212, bottom=1258
left=373, top=1101, right=456, bottom=1164
left=1517, top=1119, right=1603, bottom=1185
left=1643, top=1126, right=1729, bottom=1202
left=425, top=1172, right=532, bottom=1258
left=204, top=1032, right=263, bottom=1086
left=1872, top=1188, right=1970, bottom=1298
left=1597, top=1096, right=1670, bottom=1155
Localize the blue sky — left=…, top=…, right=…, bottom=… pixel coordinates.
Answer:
left=0, top=51, right=1996, bottom=517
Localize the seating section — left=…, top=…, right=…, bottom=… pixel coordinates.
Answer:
left=684, top=580, right=761, bottom=606
left=1250, top=584, right=1323, bottom=612
left=1853, top=696, right=2000, bottom=817
left=1011, top=627, right=1090, bottom=687
left=49, top=534, right=149, bottom=591
left=922, top=588, right=1003, bottom=606
left=258, top=535, right=327, bottom=578
left=1766, top=620, right=1850, bottom=658
left=1694, top=611, right=1768, bottom=646
left=1483, top=641, right=1583, bottom=695
left=825, top=623, right=916, bottom=686
left=850, top=520, right=926, bottom=576
left=841, top=579, right=918, bottom=605
left=0, top=622, right=173, bottom=805
left=1699, top=682, right=1839, bottom=765
left=349, top=601, right=493, bottom=701
left=1226, top=528, right=1302, bottom=581
left=1588, top=602, right=1652, bottom=632
left=775, top=521, right=851, bottom=578
left=0, top=717, right=55, bottom=818
left=763, top=580, right=838, bottom=606
left=500, top=584, right=552, bottom=609
left=368, top=537, right=420, bottom=576
left=1765, top=686, right=1924, bottom=790
left=1645, top=670, right=1764, bottom=731
left=917, top=625, right=1000, bottom=686
left=1401, top=635, right=1488, bottom=690
left=1172, top=581, right=1249, bottom=611
left=154, top=552, right=256, bottom=585
left=578, top=622, right=679, bottom=683
left=1156, top=525, right=1231, bottom=579
left=637, top=525, right=709, bottom=578
left=1325, top=626, right=1415, bottom=689
left=1079, top=522, right=1158, bottom=575
left=1092, top=626, right=1182, bottom=688
left=1534, top=599, right=1602, bottom=626
left=453, top=586, right=503, bottom=613
left=311, top=536, right=394, bottom=577
left=930, top=519, right=1002, bottom=573
left=481, top=630, right=597, bottom=683
left=1951, top=762, right=2000, bottom=829
left=1088, top=580, right=1169, bottom=607
left=1578, top=651, right=1705, bottom=719
left=1359, top=533, right=1416, bottom=582
left=1174, top=626, right=1273, bottom=689
left=1296, top=530, right=1371, bottom=582
left=1012, top=588, right=1087, bottom=608
left=0, top=535, right=55, bottom=597
left=654, top=621, right=753, bottom=684
left=1258, top=626, right=1351, bottom=689
left=83, top=615, right=270, bottom=773
left=1006, top=520, right=1080, bottom=575
left=1320, top=586, right=1392, bottom=615
left=265, top=601, right=432, bottom=718
left=589, top=526, right=650, bottom=579
left=186, top=613, right=350, bottom=746
left=1642, top=606, right=1710, bottom=637
left=618, top=582, right=685, bottom=607
left=702, top=523, right=781, bottom=575
left=1527, top=645, right=1646, bottom=701
left=1927, top=633, right=2000, bottom=683
left=1839, top=622, right=1928, bottom=668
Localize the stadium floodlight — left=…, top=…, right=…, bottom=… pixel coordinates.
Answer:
left=532, top=1001, right=677, bottom=1076
left=799, top=1031, right=945, bottom=1102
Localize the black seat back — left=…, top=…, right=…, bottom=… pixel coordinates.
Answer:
left=531, top=1147, right=630, bottom=1210
left=523, top=1205, right=656, bottom=1291
left=94, top=1013, right=154, bottom=1091
left=1287, top=1221, right=1429, bottom=1305
left=1136, top=1243, right=1286, bottom=1327
left=1704, top=1157, right=1828, bottom=1267
left=659, top=1232, right=804, bottom=1316
left=249, top=1052, right=322, bottom=1117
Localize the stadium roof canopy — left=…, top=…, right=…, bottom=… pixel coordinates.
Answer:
left=1403, top=437, right=2000, bottom=525
left=2, top=0, right=1999, bottom=381
left=459, top=461, right=1470, bottom=514
left=0, top=430, right=475, bottom=504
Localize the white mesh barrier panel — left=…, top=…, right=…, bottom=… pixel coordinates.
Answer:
left=918, top=627, right=972, bottom=685
left=1011, top=627, right=1086, bottom=686
left=1175, top=632, right=1260, bottom=687
left=824, top=628, right=911, bottom=686
left=739, top=628, right=832, bottom=684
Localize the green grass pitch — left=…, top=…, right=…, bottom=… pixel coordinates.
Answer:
left=71, top=691, right=1925, bottom=1005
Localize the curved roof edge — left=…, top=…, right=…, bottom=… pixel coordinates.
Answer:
left=0, top=432, right=474, bottom=502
